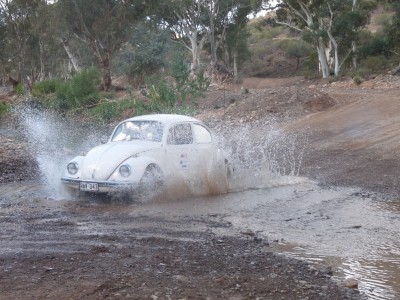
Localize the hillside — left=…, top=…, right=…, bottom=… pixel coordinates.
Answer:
left=196, top=74, right=400, bottom=197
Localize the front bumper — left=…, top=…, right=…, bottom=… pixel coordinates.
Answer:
left=61, top=177, right=137, bottom=193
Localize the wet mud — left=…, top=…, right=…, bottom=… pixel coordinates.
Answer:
left=0, top=180, right=366, bottom=300
left=1, top=177, right=399, bottom=299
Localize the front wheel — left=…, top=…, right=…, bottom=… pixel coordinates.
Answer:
left=139, top=164, right=164, bottom=193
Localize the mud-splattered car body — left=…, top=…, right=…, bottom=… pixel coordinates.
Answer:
left=61, top=114, right=228, bottom=194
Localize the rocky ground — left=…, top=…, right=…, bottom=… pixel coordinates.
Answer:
left=3, top=75, right=400, bottom=299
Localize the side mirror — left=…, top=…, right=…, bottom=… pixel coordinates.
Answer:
left=100, top=136, right=108, bottom=144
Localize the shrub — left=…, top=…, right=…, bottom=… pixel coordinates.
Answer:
left=353, top=76, right=363, bottom=85
left=15, top=83, right=25, bottom=95
left=114, top=24, right=172, bottom=84
left=146, top=77, right=177, bottom=109
left=89, top=99, right=137, bottom=122
left=359, top=36, right=391, bottom=58
left=360, top=55, right=389, bottom=73
left=0, top=102, right=8, bottom=119
left=54, top=67, right=100, bottom=112
left=32, top=79, right=62, bottom=97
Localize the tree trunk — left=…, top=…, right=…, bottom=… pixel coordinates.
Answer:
left=317, top=39, right=330, bottom=78
left=39, top=40, right=46, bottom=81
left=187, top=29, right=208, bottom=76
left=100, top=54, right=112, bottom=91
left=352, top=41, right=357, bottom=70
left=352, top=0, right=357, bottom=69
left=209, top=2, right=217, bottom=68
left=191, top=43, right=199, bottom=73
left=62, top=38, right=81, bottom=73
left=16, top=31, right=26, bottom=84
left=233, top=51, right=238, bottom=83
left=327, top=30, right=340, bottom=76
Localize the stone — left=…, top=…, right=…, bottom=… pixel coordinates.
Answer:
left=344, top=278, right=358, bottom=289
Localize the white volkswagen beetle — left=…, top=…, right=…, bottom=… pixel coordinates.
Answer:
left=61, top=114, right=228, bottom=195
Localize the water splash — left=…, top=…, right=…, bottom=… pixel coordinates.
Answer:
left=213, top=118, right=309, bottom=191
left=15, top=105, right=108, bottom=199
left=14, top=105, right=308, bottom=199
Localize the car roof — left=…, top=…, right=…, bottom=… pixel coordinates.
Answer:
left=125, top=114, right=201, bottom=126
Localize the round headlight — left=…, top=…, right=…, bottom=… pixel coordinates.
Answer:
left=67, top=162, right=79, bottom=175
left=119, top=164, right=131, bottom=177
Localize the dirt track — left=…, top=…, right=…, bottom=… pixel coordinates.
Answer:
left=2, top=76, right=400, bottom=299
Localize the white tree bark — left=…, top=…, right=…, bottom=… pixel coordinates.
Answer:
left=61, top=38, right=81, bottom=73
left=317, top=38, right=330, bottom=78
left=176, top=6, right=209, bottom=75
left=233, top=51, right=238, bottom=82
left=352, top=0, right=358, bottom=69
left=275, top=2, right=331, bottom=78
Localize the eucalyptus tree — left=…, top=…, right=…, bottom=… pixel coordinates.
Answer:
left=268, top=0, right=374, bottom=78
left=157, top=0, right=262, bottom=76
left=0, top=0, right=44, bottom=84
left=55, top=0, right=147, bottom=90
left=157, top=0, right=209, bottom=74
left=386, top=1, right=400, bottom=74
left=220, top=0, right=261, bottom=80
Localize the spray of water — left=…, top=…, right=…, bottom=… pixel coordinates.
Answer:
left=15, top=105, right=108, bottom=199
left=15, top=104, right=308, bottom=200
left=213, top=118, right=309, bottom=191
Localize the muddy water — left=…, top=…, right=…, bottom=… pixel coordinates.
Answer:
left=0, top=179, right=399, bottom=299
left=137, top=181, right=400, bottom=300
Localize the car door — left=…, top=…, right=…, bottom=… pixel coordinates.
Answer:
left=192, top=123, right=217, bottom=173
left=165, top=122, right=196, bottom=179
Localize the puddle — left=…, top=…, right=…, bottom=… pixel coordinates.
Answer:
left=1, top=174, right=400, bottom=299
left=129, top=182, right=400, bottom=300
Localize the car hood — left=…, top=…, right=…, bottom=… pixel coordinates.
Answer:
left=80, top=141, right=160, bottom=180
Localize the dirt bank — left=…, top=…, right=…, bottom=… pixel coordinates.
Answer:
left=199, top=75, right=400, bottom=198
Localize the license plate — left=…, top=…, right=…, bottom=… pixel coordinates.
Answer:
left=80, top=182, right=98, bottom=192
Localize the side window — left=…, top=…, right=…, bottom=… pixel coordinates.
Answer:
left=167, top=123, right=193, bottom=145
left=193, top=124, right=212, bottom=144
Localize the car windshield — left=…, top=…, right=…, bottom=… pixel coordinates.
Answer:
left=111, top=121, right=164, bottom=142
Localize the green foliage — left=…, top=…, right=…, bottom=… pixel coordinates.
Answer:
left=276, top=39, right=313, bottom=69
left=301, top=51, right=319, bottom=79
left=142, top=49, right=210, bottom=112
left=142, top=63, right=209, bottom=114
left=375, top=13, right=393, bottom=29
left=146, top=77, right=177, bottom=109
left=170, top=50, right=190, bottom=88
left=89, top=99, right=137, bottom=122
left=54, top=67, right=100, bottom=112
left=32, top=79, right=62, bottom=97
left=247, top=16, right=287, bottom=43
left=359, top=55, right=390, bottom=73
left=114, top=24, right=172, bottom=84
left=0, top=102, right=8, bottom=119
left=353, top=75, right=363, bottom=85
left=15, top=83, right=25, bottom=95
left=359, top=35, right=391, bottom=58
left=386, top=2, right=400, bottom=54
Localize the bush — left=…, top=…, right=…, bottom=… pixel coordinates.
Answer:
left=353, top=76, right=363, bottom=85
left=32, top=79, right=62, bottom=97
left=0, top=102, right=8, bottom=119
left=114, top=24, right=172, bottom=84
left=89, top=99, right=137, bottom=122
left=54, top=67, right=100, bottom=112
left=359, top=36, right=391, bottom=58
left=15, top=83, right=25, bottom=95
left=360, top=55, right=390, bottom=73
